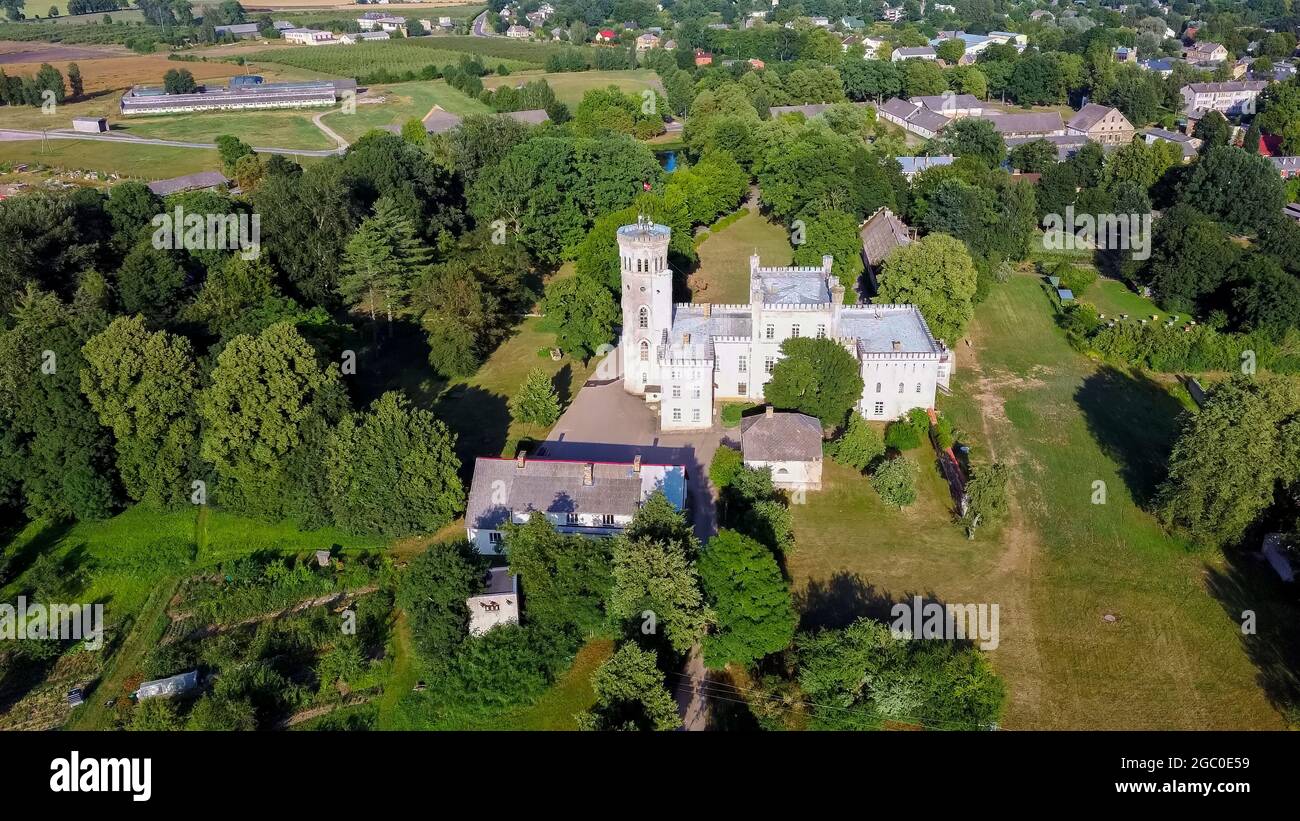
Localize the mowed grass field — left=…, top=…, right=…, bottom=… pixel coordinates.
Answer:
left=0, top=138, right=225, bottom=178
left=115, top=107, right=338, bottom=149
left=482, top=68, right=662, bottom=107
left=321, top=79, right=490, bottom=142
left=946, top=273, right=1281, bottom=728
left=690, top=202, right=792, bottom=303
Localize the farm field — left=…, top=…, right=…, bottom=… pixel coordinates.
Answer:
left=0, top=51, right=260, bottom=93
left=413, top=33, right=579, bottom=64
left=690, top=201, right=793, bottom=303
left=482, top=67, right=662, bottom=107
left=0, top=137, right=224, bottom=179
left=248, top=40, right=536, bottom=78
left=321, top=79, right=489, bottom=142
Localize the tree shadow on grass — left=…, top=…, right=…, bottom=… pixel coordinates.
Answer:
left=795, top=570, right=958, bottom=641
left=1073, top=365, right=1186, bottom=508
left=432, top=385, right=511, bottom=482
left=1205, top=550, right=1300, bottom=726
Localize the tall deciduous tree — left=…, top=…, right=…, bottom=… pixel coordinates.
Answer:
left=503, top=512, right=612, bottom=636
left=876, top=233, right=978, bottom=344
left=81, top=315, right=200, bottom=509
left=326, top=391, right=465, bottom=537
left=698, top=529, right=796, bottom=669
left=509, top=367, right=561, bottom=427
left=764, top=337, right=865, bottom=427
left=578, top=643, right=682, bottom=731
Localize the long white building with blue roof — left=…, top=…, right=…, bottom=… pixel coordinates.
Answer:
left=616, top=218, right=953, bottom=431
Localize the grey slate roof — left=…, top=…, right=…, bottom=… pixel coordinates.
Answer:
left=422, top=108, right=464, bottom=133
left=146, top=171, right=229, bottom=196
left=979, top=111, right=1064, bottom=136
left=741, top=412, right=824, bottom=462
left=759, top=271, right=832, bottom=304
left=466, top=457, right=686, bottom=530
left=839, top=304, right=943, bottom=351
left=504, top=108, right=550, bottom=125
left=910, top=93, right=982, bottom=112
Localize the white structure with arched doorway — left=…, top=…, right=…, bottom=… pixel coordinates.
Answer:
left=616, top=218, right=954, bottom=431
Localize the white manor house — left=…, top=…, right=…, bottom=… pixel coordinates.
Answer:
left=615, top=218, right=953, bottom=430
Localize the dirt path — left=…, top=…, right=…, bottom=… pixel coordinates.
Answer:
left=673, top=645, right=711, bottom=730
left=312, top=110, right=349, bottom=150
left=958, top=325, right=1048, bottom=728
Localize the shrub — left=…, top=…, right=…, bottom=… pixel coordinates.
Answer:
left=884, top=408, right=930, bottom=451
left=826, top=413, right=886, bottom=471
left=1053, top=261, right=1096, bottom=295
left=709, top=445, right=744, bottom=491
left=871, top=457, right=917, bottom=507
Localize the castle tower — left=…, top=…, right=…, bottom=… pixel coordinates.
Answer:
left=618, top=217, right=673, bottom=395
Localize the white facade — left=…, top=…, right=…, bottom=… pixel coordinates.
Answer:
left=616, top=219, right=953, bottom=431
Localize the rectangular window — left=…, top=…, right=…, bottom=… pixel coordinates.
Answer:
left=692, top=409, right=701, bottom=422
left=765, top=324, right=775, bottom=340
left=672, top=385, right=681, bottom=399
left=601, top=514, right=615, bottom=526
left=817, top=324, right=826, bottom=339
left=737, top=382, right=747, bottom=395
left=873, top=402, right=885, bottom=415
left=566, top=513, right=580, bottom=525
left=692, top=386, right=701, bottom=399
left=764, top=357, right=775, bottom=374
left=791, top=324, right=800, bottom=338
left=738, top=357, right=747, bottom=373
left=672, top=408, right=682, bottom=422
left=488, top=531, right=502, bottom=544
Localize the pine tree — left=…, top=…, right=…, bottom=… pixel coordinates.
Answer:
left=339, top=198, right=431, bottom=324
left=508, top=367, right=561, bottom=427
left=66, top=63, right=83, bottom=99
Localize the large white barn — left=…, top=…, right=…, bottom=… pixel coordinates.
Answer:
left=615, top=218, right=953, bottom=431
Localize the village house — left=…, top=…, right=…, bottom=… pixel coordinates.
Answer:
left=1183, top=40, right=1228, bottom=64
left=892, top=46, right=938, bottom=61
left=616, top=219, right=953, bottom=431
left=1065, top=103, right=1134, bottom=145
left=595, top=28, right=617, bottom=42
left=878, top=97, right=952, bottom=139
left=636, top=32, right=660, bottom=50
left=341, top=31, right=390, bottom=43
left=283, top=28, right=339, bottom=45
left=741, top=408, right=825, bottom=492
left=357, top=13, right=406, bottom=33
left=910, top=93, right=984, bottom=117
left=1142, top=127, right=1202, bottom=162
left=894, top=155, right=956, bottom=180
left=981, top=111, right=1066, bottom=139
left=1180, top=80, right=1268, bottom=118
left=465, top=452, right=688, bottom=553
left=506, top=24, right=531, bottom=38
left=1270, top=156, right=1300, bottom=178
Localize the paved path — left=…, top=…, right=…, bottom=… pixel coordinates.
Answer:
left=544, top=355, right=726, bottom=729
left=312, top=111, right=349, bottom=150
left=472, top=10, right=492, bottom=36
left=0, top=128, right=346, bottom=157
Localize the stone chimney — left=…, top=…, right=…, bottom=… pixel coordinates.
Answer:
left=765, top=405, right=774, bottom=419
left=632, top=454, right=642, bottom=474
left=582, top=463, right=594, bottom=486
left=515, top=451, right=526, bottom=469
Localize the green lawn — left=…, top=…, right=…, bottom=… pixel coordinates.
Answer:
left=943, top=273, right=1285, bottom=728
left=482, top=69, right=663, bottom=108
left=490, top=638, right=613, bottom=729
left=433, top=315, right=596, bottom=468
left=690, top=205, right=792, bottom=303
left=1080, top=275, right=1168, bottom=321
left=0, top=138, right=223, bottom=179
left=791, top=272, right=1289, bottom=729
left=321, top=79, right=491, bottom=143
left=115, top=108, right=337, bottom=150
left=249, top=41, right=536, bottom=78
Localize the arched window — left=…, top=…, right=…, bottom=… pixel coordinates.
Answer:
left=639, top=340, right=649, bottom=362
left=875, top=382, right=881, bottom=393
left=898, top=383, right=904, bottom=394
left=638, top=307, right=648, bottom=329
left=916, top=383, right=922, bottom=393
